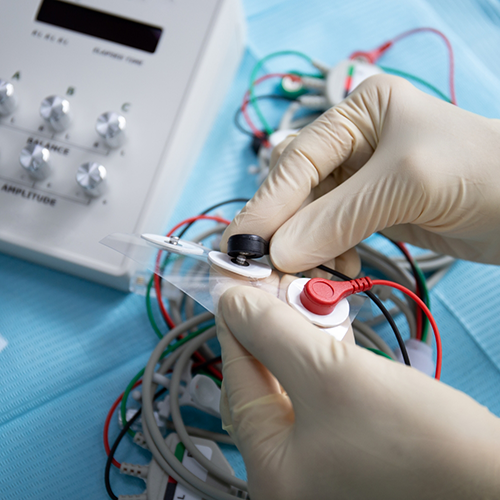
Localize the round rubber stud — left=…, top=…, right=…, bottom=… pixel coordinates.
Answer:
left=300, top=278, right=337, bottom=315
left=227, top=234, right=269, bottom=259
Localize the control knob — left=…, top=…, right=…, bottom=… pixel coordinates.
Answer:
left=96, top=111, right=126, bottom=148
left=19, top=144, right=51, bottom=179
left=76, top=162, right=107, bottom=197
left=40, top=95, right=71, bottom=131
left=0, top=80, right=16, bottom=116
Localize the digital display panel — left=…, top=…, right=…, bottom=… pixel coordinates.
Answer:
left=36, top=0, right=163, bottom=53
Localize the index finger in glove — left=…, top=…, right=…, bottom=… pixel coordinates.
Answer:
left=270, top=135, right=362, bottom=277
left=216, top=308, right=293, bottom=457
left=220, top=77, right=388, bottom=252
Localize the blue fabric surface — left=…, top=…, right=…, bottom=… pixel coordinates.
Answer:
left=2, top=1, right=500, bottom=498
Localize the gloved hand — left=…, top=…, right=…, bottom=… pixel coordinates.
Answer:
left=220, top=74, right=500, bottom=275
left=217, top=286, right=500, bottom=500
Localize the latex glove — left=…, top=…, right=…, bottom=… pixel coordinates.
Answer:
left=220, top=74, right=500, bottom=274
left=217, top=286, right=500, bottom=500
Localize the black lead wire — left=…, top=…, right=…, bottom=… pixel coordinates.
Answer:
left=384, top=236, right=428, bottom=334
left=317, top=264, right=411, bottom=366
left=105, top=388, right=168, bottom=500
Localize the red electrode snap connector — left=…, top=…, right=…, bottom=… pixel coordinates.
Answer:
left=300, top=277, right=374, bottom=315
left=300, top=279, right=337, bottom=315
left=349, top=41, right=393, bottom=64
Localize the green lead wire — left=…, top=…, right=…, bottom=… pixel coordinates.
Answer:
left=146, top=273, right=164, bottom=340
left=365, top=347, right=394, bottom=360
left=249, top=50, right=315, bottom=135
left=174, top=441, right=186, bottom=462
left=248, top=55, right=452, bottom=137
left=378, top=65, right=452, bottom=103
left=412, top=259, right=431, bottom=343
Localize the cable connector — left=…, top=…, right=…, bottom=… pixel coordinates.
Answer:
left=152, top=372, right=171, bottom=389
left=133, top=431, right=149, bottom=450
left=120, top=462, right=149, bottom=479
left=298, top=94, right=329, bottom=109
left=131, top=389, right=142, bottom=402
left=188, top=374, right=221, bottom=417
left=300, top=75, right=326, bottom=91
left=349, top=41, right=393, bottom=63
left=157, top=396, right=171, bottom=420
left=311, top=59, right=330, bottom=75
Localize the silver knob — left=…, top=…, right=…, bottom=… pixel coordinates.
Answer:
left=76, top=162, right=107, bottom=197
left=96, top=112, right=126, bottom=148
left=20, top=143, right=51, bottom=179
left=0, top=80, right=16, bottom=116
left=40, top=95, right=71, bottom=131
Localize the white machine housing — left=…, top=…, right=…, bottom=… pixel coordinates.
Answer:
left=0, top=0, right=245, bottom=290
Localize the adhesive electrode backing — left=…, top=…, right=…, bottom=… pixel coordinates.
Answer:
left=208, top=251, right=272, bottom=279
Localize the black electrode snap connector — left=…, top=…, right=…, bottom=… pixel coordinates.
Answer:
left=227, top=234, right=269, bottom=266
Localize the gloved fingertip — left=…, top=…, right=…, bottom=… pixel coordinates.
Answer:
left=219, top=286, right=254, bottom=325
left=219, top=229, right=230, bottom=253
left=269, top=236, right=305, bottom=273
left=219, top=284, right=242, bottom=308
left=215, top=311, right=230, bottom=341
left=219, top=286, right=281, bottom=341
left=270, top=134, right=296, bottom=171
left=333, top=249, right=362, bottom=278
left=269, top=238, right=290, bottom=272
left=305, top=267, right=332, bottom=279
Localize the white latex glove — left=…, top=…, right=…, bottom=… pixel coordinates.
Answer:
left=220, top=74, right=500, bottom=274
left=217, top=286, right=500, bottom=500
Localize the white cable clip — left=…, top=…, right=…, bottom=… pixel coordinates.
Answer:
left=154, top=361, right=192, bottom=420
left=188, top=374, right=222, bottom=417
left=176, top=374, right=221, bottom=418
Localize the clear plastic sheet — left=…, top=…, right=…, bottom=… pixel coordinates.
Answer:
left=101, top=233, right=288, bottom=313
left=100, top=232, right=210, bottom=266
left=100, top=233, right=365, bottom=325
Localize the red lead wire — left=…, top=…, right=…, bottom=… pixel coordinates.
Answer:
left=312, top=276, right=442, bottom=379
left=350, top=27, right=457, bottom=105
left=393, top=241, right=424, bottom=340
left=241, top=72, right=302, bottom=142
left=154, top=215, right=230, bottom=380
left=104, top=381, right=142, bottom=468
left=154, top=215, right=231, bottom=327
left=371, top=279, right=442, bottom=380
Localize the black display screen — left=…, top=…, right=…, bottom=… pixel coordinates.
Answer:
left=36, top=0, right=163, bottom=53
